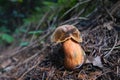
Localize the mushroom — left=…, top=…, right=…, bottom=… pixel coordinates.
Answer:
left=51, top=25, right=86, bottom=70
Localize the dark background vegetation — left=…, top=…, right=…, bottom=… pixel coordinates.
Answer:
left=0, top=0, right=118, bottom=46
left=0, top=0, right=78, bottom=46
left=0, top=0, right=120, bottom=80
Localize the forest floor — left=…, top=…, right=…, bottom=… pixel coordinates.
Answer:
left=0, top=1, right=120, bottom=80
left=0, top=20, right=120, bottom=80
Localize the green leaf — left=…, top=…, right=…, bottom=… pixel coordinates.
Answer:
left=28, top=30, right=43, bottom=35
left=18, top=0, right=23, bottom=3
left=20, top=42, right=29, bottom=47
left=43, top=1, right=56, bottom=6
left=0, top=26, right=10, bottom=33
left=0, top=33, right=14, bottom=43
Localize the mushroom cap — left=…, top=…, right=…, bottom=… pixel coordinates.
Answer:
left=51, top=25, right=82, bottom=43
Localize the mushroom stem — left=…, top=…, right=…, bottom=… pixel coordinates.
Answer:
left=63, top=39, right=85, bottom=70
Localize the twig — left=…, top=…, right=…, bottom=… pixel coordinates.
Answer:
left=15, top=46, right=47, bottom=68
left=42, top=72, right=45, bottom=80
left=84, top=45, right=120, bottom=53
left=102, top=46, right=120, bottom=51
left=110, top=1, right=120, bottom=15
left=30, top=11, right=50, bottom=42
left=117, top=58, right=120, bottom=77
left=59, top=0, right=91, bottom=20
left=46, top=67, right=55, bottom=80
left=104, top=7, right=115, bottom=21
left=104, top=32, right=118, bottom=58
left=97, top=70, right=112, bottom=79
left=21, top=23, right=31, bottom=42
left=60, top=17, right=88, bottom=25
left=17, top=55, right=45, bottom=80
left=102, top=0, right=115, bottom=21
left=7, top=29, right=52, bottom=59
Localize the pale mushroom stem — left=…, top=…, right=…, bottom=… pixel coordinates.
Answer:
left=62, top=39, right=85, bottom=70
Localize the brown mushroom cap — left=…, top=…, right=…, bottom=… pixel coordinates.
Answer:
left=51, top=25, right=82, bottom=43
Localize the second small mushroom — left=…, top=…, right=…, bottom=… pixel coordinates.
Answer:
left=51, top=25, right=86, bottom=70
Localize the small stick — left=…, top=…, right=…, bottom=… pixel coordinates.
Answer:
left=104, top=32, right=118, bottom=58
left=18, top=55, right=45, bottom=80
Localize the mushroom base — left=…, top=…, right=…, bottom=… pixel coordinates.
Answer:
left=63, top=39, right=85, bottom=70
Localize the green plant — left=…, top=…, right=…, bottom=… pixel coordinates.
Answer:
left=19, top=41, right=29, bottom=47
left=0, top=33, right=14, bottom=44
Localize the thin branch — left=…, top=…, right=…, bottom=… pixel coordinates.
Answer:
left=104, top=32, right=118, bottom=58
left=60, top=17, right=88, bottom=25
left=110, top=1, right=120, bottom=15
left=102, top=0, right=115, bottom=21
left=30, top=11, right=50, bottom=42
left=18, top=55, right=45, bottom=80
left=59, top=0, right=91, bottom=20
left=15, top=46, right=46, bottom=68
left=3, top=28, right=52, bottom=61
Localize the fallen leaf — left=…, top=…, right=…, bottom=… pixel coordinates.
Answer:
left=92, top=56, right=103, bottom=67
